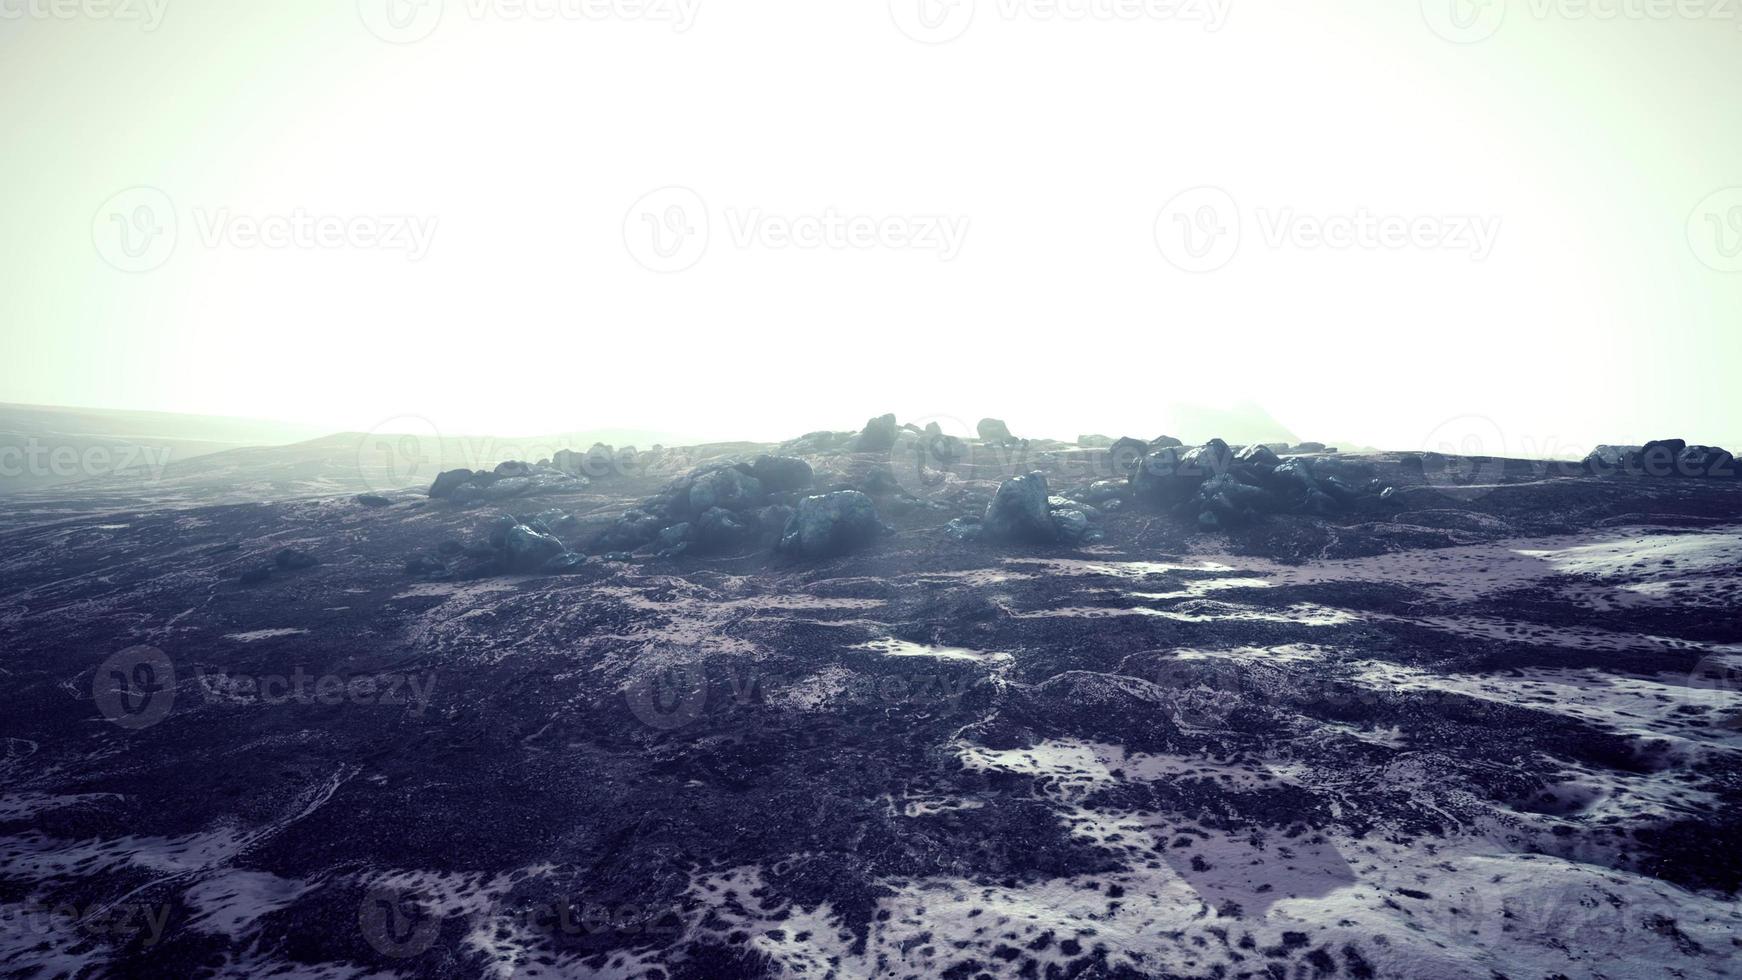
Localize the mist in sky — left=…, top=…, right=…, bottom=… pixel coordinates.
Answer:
left=2, top=0, right=1738, bottom=454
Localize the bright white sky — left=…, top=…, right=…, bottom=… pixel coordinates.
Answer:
left=2, top=0, right=1738, bottom=454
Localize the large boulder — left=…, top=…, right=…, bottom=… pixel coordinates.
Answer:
left=743, top=455, right=814, bottom=494
left=1235, top=444, right=1281, bottom=469
left=504, top=524, right=566, bottom=572
left=688, top=467, right=765, bottom=515
left=983, top=472, right=1057, bottom=543
left=1677, top=445, right=1735, bottom=478
left=1109, top=437, right=1150, bottom=475
left=1178, top=439, right=1233, bottom=479
left=853, top=414, right=899, bottom=453
left=778, top=491, right=884, bottom=559
left=693, top=507, right=753, bottom=553
left=1077, top=434, right=1114, bottom=448
left=1149, top=435, right=1185, bottom=449
left=977, top=418, right=1018, bottom=444
left=494, top=460, right=535, bottom=479
left=1582, top=445, right=1636, bottom=476
left=1129, top=447, right=1200, bottom=505
left=428, top=469, right=476, bottom=499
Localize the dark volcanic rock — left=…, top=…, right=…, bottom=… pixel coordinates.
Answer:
left=355, top=494, right=392, bottom=508
left=1109, top=437, right=1150, bottom=475
left=427, top=468, right=476, bottom=499
left=743, top=455, right=814, bottom=494
left=853, top=414, right=899, bottom=453
left=978, top=418, right=1017, bottom=444
left=503, top=524, right=565, bottom=571
left=778, top=490, right=884, bottom=558
left=983, top=472, right=1057, bottom=543
left=688, top=467, right=765, bottom=516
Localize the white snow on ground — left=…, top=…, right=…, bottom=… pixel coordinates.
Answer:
left=853, top=637, right=1011, bottom=664
left=184, top=870, right=315, bottom=938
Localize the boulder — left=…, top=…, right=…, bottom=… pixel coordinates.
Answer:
left=743, top=455, right=813, bottom=493
left=689, top=467, right=765, bottom=515
left=1582, top=445, right=1635, bottom=476
left=1109, top=437, right=1150, bottom=475
left=404, top=555, right=446, bottom=577
left=428, top=469, right=476, bottom=499
left=694, top=507, right=753, bottom=552
left=982, top=472, right=1057, bottom=543
left=977, top=418, right=1017, bottom=444
left=1130, top=448, right=1202, bottom=506
left=1149, top=435, right=1184, bottom=449
left=1677, top=445, right=1735, bottom=478
left=356, top=494, right=392, bottom=508
left=1178, top=439, right=1233, bottom=479
left=503, top=525, right=566, bottom=572
left=1081, top=479, right=1129, bottom=503
left=541, top=553, right=589, bottom=575
left=275, top=548, right=320, bottom=571
left=1077, top=434, right=1114, bottom=448
left=594, top=510, right=665, bottom=552
left=778, top=491, right=885, bottom=558
left=944, top=517, right=983, bottom=543
left=1235, top=444, right=1281, bottom=469
left=1295, top=442, right=1328, bottom=453
left=494, top=460, right=535, bottom=479
left=853, top=414, right=899, bottom=453
left=481, top=477, right=532, bottom=501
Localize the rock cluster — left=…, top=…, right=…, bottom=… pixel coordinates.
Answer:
left=1582, top=439, right=1737, bottom=479
left=589, top=455, right=890, bottom=561
left=947, top=471, right=1106, bottom=546
left=404, top=508, right=587, bottom=580
left=1130, top=439, right=1390, bottom=529
left=427, top=459, right=589, bottom=505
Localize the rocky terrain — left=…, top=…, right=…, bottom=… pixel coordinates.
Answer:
left=2, top=417, right=1741, bottom=979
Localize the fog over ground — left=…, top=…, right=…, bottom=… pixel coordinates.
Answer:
left=3, top=1, right=1738, bottom=452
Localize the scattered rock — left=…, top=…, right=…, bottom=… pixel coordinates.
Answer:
left=494, top=460, right=535, bottom=479
left=778, top=491, right=885, bottom=558
left=853, top=414, right=899, bottom=453
left=540, top=553, right=589, bottom=575
left=1109, top=437, right=1150, bottom=475
left=355, top=494, right=392, bottom=508
left=982, top=472, right=1057, bottom=543
left=503, top=525, right=566, bottom=572
left=428, top=469, right=476, bottom=499
left=689, top=467, right=765, bottom=515
left=743, top=455, right=813, bottom=493
left=977, top=418, right=1018, bottom=445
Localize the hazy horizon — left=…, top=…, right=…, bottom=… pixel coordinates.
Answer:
left=4, top=2, right=1739, bottom=458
